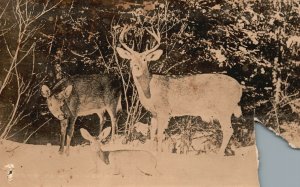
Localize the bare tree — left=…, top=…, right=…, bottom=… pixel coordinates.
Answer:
left=0, top=0, right=61, bottom=140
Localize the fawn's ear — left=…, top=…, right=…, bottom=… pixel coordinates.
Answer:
left=145, top=49, right=163, bottom=62
left=116, top=47, right=132, bottom=59
left=99, top=127, right=112, bottom=141
left=41, top=85, right=51, bottom=98
left=63, top=85, right=73, bottom=98
left=80, top=128, right=93, bottom=141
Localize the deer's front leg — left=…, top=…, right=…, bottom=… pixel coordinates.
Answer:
left=149, top=116, right=158, bottom=150
left=156, top=116, right=169, bottom=152
left=66, top=117, right=77, bottom=156
left=150, top=116, right=158, bottom=141
left=59, top=119, right=68, bottom=154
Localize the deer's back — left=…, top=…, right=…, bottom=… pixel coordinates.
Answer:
left=72, top=74, right=121, bottom=99
left=109, top=150, right=157, bottom=167
left=68, top=74, right=122, bottom=115
left=150, top=74, right=242, bottom=116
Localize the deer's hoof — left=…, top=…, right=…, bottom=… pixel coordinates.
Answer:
left=65, top=149, right=70, bottom=156
left=224, top=148, right=235, bottom=156
left=150, top=141, right=157, bottom=150
left=58, top=148, right=64, bottom=155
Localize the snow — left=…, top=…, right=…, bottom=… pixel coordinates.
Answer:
left=0, top=140, right=259, bottom=187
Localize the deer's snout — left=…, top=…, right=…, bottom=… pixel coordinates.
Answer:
left=57, top=113, right=68, bottom=120
left=133, top=64, right=140, bottom=70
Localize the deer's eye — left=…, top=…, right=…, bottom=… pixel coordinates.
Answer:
left=60, top=105, right=64, bottom=110
left=55, top=94, right=62, bottom=100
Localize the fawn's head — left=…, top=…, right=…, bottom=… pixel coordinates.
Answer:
left=41, top=85, right=73, bottom=120
left=116, top=25, right=163, bottom=77
left=80, top=127, right=111, bottom=152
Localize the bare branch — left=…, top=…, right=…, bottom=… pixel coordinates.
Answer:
left=23, top=119, right=51, bottom=143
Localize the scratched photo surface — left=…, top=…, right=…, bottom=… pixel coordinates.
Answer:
left=0, top=0, right=299, bottom=186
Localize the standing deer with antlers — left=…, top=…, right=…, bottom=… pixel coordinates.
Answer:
left=116, top=25, right=243, bottom=155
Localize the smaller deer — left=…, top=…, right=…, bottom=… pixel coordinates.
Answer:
left=80, top=128, right=159, bottom=177
left=41, top=74, right=122, bottom=155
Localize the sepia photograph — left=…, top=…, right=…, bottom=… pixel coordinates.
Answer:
left=0, top=0, right=299, bottom=186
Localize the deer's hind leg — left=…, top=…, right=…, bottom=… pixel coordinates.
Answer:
left=97, top=111, right=106, bottom=136
left=107, top=108, right=117, bottom=140
left=156, top=115, right=169, bottom=152
left=136, top=159, right=159, bottom=177
left=219, top=116, right=234, bottom=156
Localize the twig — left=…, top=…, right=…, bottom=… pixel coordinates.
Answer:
left=23, top=119, right=51, bottom=143
left=6, top=146, right=20, bottom=153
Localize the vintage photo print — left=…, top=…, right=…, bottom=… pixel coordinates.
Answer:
left=0, top=0, right=299, bottom=186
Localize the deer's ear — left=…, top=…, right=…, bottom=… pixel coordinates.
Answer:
left=146, top=50, right=163, bottom=61
left=116, top=47, right=132, bottom=59
left=80, top=128, right=93, bottom=141
left=41, top=85, right=51, bottom=98
left=63, top=85, right=73, bottom=98
left=99, top=127, right=111, bottom=141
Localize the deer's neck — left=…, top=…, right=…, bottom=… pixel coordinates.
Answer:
left=97, top=150, right=110, bottom=165
left=132, top=71, right=154, bottom=111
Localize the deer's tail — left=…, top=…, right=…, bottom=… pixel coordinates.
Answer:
left=234, top=85, right=243, bottom=118
left=116, top=94, right=122, bottom=113
left=234, top=105, right=242, bottom=118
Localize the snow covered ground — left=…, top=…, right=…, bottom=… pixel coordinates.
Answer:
left=0, top=140, right=259, bottom=187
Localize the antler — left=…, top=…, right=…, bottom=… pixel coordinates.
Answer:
left=119, top=25, right=161, bottom=55
left=119, top=25, right=135, bottom=54
left=143, top=27, right=161, bottom=56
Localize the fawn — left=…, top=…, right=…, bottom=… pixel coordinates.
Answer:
left=80, top=127, right=160, bottom=177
